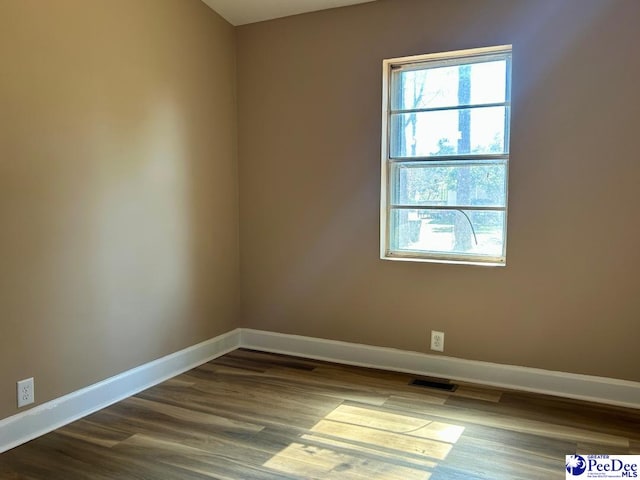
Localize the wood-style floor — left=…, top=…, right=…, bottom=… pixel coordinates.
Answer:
left=1, top=349, right=639, bottom=479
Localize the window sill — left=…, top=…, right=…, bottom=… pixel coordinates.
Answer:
left=381, top=252, right=506, bottom=267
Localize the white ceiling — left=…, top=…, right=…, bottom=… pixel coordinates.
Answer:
left=201, top=0, right=375, bottom=26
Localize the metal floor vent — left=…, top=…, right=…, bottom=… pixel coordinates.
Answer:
left=410, top=379, right=458, bottom=392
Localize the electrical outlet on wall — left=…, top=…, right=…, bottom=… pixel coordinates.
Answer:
left=431, top=331, right=445, bottom=352
left=17, top=377, right=34, bottom=408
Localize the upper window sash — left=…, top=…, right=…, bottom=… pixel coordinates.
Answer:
left=386, top=48, right=512, bottom=161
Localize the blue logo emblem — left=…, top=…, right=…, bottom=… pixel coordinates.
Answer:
left=566, top=455, right=587, bottom=476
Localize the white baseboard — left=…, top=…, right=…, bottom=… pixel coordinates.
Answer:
left=2, top=327, right=638, bottom=454
left=0, top=329, right=240, bottom=454
left=239, top=329, right=640, bottom=410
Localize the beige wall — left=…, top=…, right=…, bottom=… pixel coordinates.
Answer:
left=237, top=0, right=640, bottom=382
left=0, top=0, right=238, bottom=420
left=1, top=0, right=638, bottom=425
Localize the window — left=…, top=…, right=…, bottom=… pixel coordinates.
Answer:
left=381, top=45, right=512, bottom=266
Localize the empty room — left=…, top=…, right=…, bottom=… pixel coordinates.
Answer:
left=1, top=0, right=639, bottom=478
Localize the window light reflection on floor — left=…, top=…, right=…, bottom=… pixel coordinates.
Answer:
left=263, top=404, right=464, bottom=479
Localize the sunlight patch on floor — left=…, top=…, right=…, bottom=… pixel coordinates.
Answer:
left=263, top=403, right=465, bottom=478
left=325, top=404, right=465, bottom=443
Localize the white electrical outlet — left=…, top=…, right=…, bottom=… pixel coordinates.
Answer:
left=17, top=377, right=34, bottom=408
left=431, top=331, right=445, bottom=352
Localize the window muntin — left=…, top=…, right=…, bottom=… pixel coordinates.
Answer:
left=381, top=46, right=512, bottom=265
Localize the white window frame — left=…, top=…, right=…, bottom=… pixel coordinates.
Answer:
left=380, top=45, right=512, bottom=266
